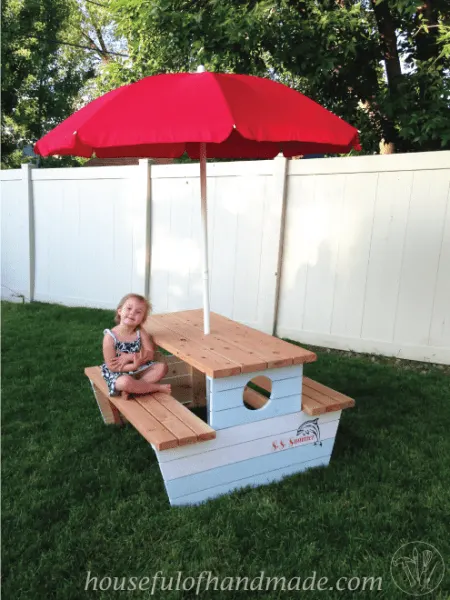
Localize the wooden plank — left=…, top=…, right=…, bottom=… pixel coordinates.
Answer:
left=301, top=395, right=327, bottom=416
left=191, top=367, right=206, bottom=407
left=303, top=377, right=355, bottom=410
left=135, top=395, right=198, bottom=446
left=153, top=350, right=184, bottom=365
left=211, top=365, right=302, bottom=393
left=302, top=387, right=344, bottom=413
left=210, top=395, right=301, bottom=430
left=165, top=437, right=336, bottom=501
left=110, top=396, right=179, bottom=450
left=89, top=381, right=122, bottom=425
left=177, top=310, right=293, bottom=368
left=151, top=313, right=268, bottom=373
left=243, top=387, right=268, bottom=410
left=156, top=410, right=340, bottom=464
left=169, top=455, right=332, bottom=506
left=152, top=392, right=216, bottom=441
left=251, top=376, right=273, bottom=391
left=85, top=366, right=183, bottom=450
left=144, top=318, right=242, bottom=378
left=166, top=439, right=334, bottom=503
left=173, top=310, right=317, bottom=367
left=210, top=376, right=302, bottom=412
left=161, top=423, right=338, bottom=482
left=166, top=381, right=194, bottom=405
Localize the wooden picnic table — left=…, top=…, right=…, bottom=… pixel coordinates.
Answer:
left=144, top=309, right=318, bottom=378
left=86, top=309, right=355, bottom=505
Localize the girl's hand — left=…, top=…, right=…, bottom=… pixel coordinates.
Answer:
left=131, top=352, right=142, bottom=370
left=110, top=353, right=133, bottom=371
left=139, top=346, right=154, bottom=363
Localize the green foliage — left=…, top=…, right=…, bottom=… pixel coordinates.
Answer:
left=2, top=0, right=448, bottom=164
left=0, top=0, right=122, bottom=169
left=106, top=0, right=450, bottom=154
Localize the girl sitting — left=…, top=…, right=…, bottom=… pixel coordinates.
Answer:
left=101, top=293, right=171, bottom=399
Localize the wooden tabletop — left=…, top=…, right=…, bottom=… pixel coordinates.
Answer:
left=144, top=310, right=317, bottom=379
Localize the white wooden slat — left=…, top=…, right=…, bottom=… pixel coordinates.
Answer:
left=158, top=417, right=339, bottom=481
left=331, top=173, right=377, bottom=338
left=210, top=177, right=239, bottom=317
left=155, top=410, right=340, bottom=464
left=231, top=177, right=267, bottom=325
left=256, top=158, right=287, bottom=334
left=275, top=327, right=450, bottom=363
left=0, top=170, right=22, bottom=181
left=3, top=152, right=449, bottom=364
left=429, top=188, right=450, bottom=348
left=166, top=436, right=335, bottom=501
left=187, top=176, right=205, bottom=310
left=211, top=365, right=303, bottom=393
left=361, top=171, right=413, bottom=341
left=169, top=455, right=332, bottom=506
left=31, top=165, right=138, bottom=180
left=210, top=394, right=301, bottom=429
left=210, top=375, right=302, bottom=412
left=394, top=170, right=449, bottom=345
left=277, top=176, right=316, bottom=332
left=151, top=160, right=274, bottom=179
left=1, top=179, right=29, bottom=298
left=288, top=151, right=450, bottom=176
left=33, top=175, right=139, bottom=308
left=168, top=179, right=195, bottom=312
left=149, top=177, right=174, bottom=313
left=302, top=174, right=346, bottom=334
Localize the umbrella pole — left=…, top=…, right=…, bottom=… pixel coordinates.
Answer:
left=199, top=142, right=211, bottom=335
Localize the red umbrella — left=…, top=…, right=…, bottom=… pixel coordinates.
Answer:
left=35, top=67, right=360, bottom=333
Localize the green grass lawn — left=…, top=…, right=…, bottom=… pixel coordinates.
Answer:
left=2, top=301, right=449, bottom=599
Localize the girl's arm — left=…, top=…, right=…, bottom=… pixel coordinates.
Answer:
left=138, top=328, right=155, bottom=364
left=103, top=335, right=135, bottom=372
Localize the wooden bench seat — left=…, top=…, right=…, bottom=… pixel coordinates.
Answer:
left=85, top=366, right=216, bottom=451
left=244, top=376, right=355, bottom=416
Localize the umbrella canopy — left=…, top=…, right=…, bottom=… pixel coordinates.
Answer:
left=35, top=71, right=360, bottom=159
left=34, top=69, right=361, bottom=333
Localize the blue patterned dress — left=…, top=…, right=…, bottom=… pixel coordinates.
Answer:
left=101, top=328, right=155, bottom=396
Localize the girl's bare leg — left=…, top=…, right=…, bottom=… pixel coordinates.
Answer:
left=115, top=363, right=171, bottom=396
left=139, top=362, right=171, bottom=394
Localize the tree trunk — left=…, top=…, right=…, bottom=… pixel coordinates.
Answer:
left=371, top=0, right=402, bottom=151
left=379, top=139, right=395, bottom=154
left=372, top=0, right=402, bottom=91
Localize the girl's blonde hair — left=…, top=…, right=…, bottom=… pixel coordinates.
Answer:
left=114, top=293, right=152, bottom=325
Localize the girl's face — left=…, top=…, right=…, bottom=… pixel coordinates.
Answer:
left=118, top=297, right=146, bottom=328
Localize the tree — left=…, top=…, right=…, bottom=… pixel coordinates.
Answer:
left=108, top=0, right=449, bottom=153
left=1, top=0, right=124, bottom=168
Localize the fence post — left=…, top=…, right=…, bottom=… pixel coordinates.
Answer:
left=22, top=163, right=35, bottom=302
left=138, top=159, right=152, bottom=301
left=271, top=155, right=288, bottom=336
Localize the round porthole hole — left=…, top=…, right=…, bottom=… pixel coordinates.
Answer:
left=243, top=376, right=272, bottom=410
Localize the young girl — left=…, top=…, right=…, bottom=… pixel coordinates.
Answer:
left=101, top=293, right=171, bottom=399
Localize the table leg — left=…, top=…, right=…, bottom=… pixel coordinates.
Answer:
left=89, top=381, right=122, bottom=425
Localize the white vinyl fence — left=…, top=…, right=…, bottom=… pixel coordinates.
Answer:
left=1, top=151, right=449, bottom=364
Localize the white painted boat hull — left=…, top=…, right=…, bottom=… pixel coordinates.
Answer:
left=153, top=409, right=342, bottom=506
